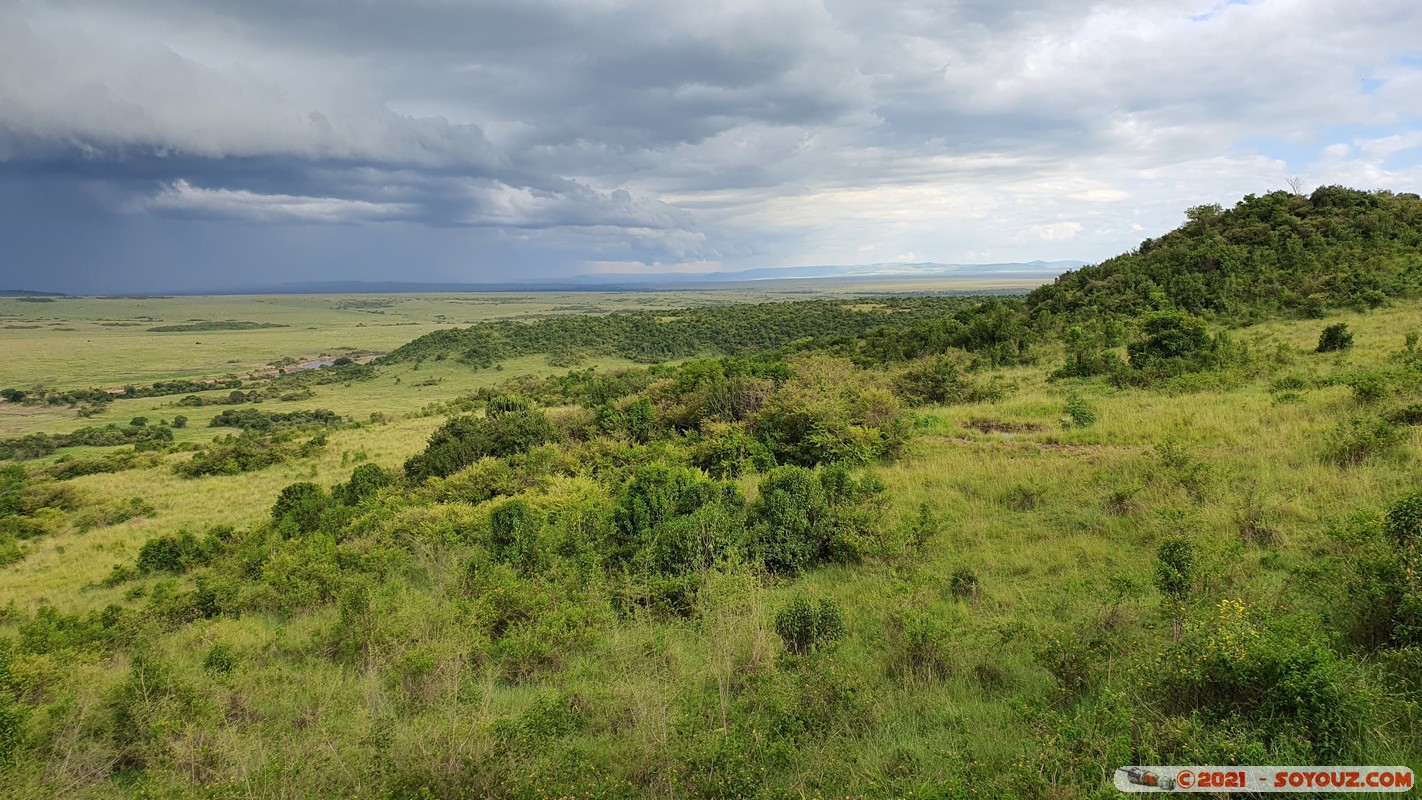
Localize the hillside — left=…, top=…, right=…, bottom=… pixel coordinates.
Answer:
left=1029, top=186, right=1422, bottom=321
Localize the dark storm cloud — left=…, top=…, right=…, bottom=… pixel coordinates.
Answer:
left=0, top=0, right=1419, bottom=291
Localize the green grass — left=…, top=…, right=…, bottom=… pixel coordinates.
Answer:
left=0, top=283, right=1040, bottom=390
left=1, top=292, right=1420, bottom=798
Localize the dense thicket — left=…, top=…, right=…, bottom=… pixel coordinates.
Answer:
left=1028, top=187, right=1422, bottom=321
left=0, top=425, right=173, bottom=461
left=381, top=296, right=981, bottom=366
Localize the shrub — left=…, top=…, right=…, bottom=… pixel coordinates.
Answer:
left=949, top=568, right=979, bottom=599
left=0, top=465, right=22, bottom=517
left=1054, top=324, right=1127, bottom=379
left=688, top=423, right=774, bottom=479
left=0, top=535, right=22, bottom=569
left=885, top=607, right=952, bottom=682
left=1063, top=393, right=1097, bottom=428
left=404, top=410, right=555, bottom=481
left=746, top=466, right=829, bottom=574
left=642, top=503, right=742, bottom=578
left=271, top=482, right=328, bottom=533
left=486, top=394, right=532, bottom=418
left=1153, top=601, right=1366, bottom=757
left=490, top=499, right=541, bottom=572
left=335, top=463, right=393, bottom=505
left=1316, top=323, right=1354, bottom=353
left=136, top=530, right=213, bottom=574
left=610, top=464, right=727, bottom=565
left=1385, top=404, right=1422, bottom=426
left=203, top=642, right=237, bottom=674
left=754, top=355, right=907, bottom=466
left=0, top=640, right=27, bottom=770
left=893, top=356, right=1010, bottom=406
left=1384, top=493, right=1422, bottom=549
left=1322, top=415, right=1404, bottom=466
left=1127, top=312, right=1211, bottom=369
left=1346, top=372, right=1389, bottom=404
left=129, top=416, right=148, bottom=427
left=774, top=596, right=846, bottom=655
left=171, top=415, right=187, bottom=429
left=1155, top=537, right=1195, bottom=601
left=1155, top=439, right=1211, bottom=502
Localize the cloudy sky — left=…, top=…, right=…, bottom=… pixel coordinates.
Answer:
left=1, top=0, right=1419, bottom=292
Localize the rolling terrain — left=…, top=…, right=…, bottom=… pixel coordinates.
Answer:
left=0, top=187, right=1420, bottom=798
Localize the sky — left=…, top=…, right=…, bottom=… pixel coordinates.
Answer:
left=1, top=0, right=1420, bottom=293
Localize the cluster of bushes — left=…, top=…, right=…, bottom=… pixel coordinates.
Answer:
left=208, top=407, right=343, bottom=432
left=419, top=354, right=909, bottom=484
left=0, top=465, right=84, bottom=567
left=1, top=379, right=246, bottom=408
left=0, top=386, right=115, bottom=407
left=0, top=424, right=174, bottom=461
left=173, top=431, right=327, bottom=478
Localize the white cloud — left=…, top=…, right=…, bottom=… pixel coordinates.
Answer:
left=1030, top=222, right=1084, bottom=241
left=141, top=180, right=415, bottom=222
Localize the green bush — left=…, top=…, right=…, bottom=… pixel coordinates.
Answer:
left=1153, top=602, right=1367, bottom=757
left=0, top=640, right=27, bottom=770
left=774, top=595, right=847, bottom=655
left=610, top=464, right=728, bottom=565
left=1155, top=537, right=1195, bottom=600
left=271, top=482, right=328, bottom=533
left=643, top=504, right=742, bottom=578
left=1316, top=323, right=1354, bottom=353
left=893, top=356, right=1011, bottom=406
left=1346, top=372, right=1389, bottom=404
left=1127, top=312, right=1211, bottom=369
left=490, top=498, right=541, bottom=572
left=746, top=465, right=886, bottom=573
left=747, top=466, right=830, bottom=574
left=1322, top=415, right=1404, bottom=466
left=136, top=530, right=213, bottom=574
left=404, top=410, right=555, bottom=481
left=1384, top=492, right=1422, bottom=549
left=1385, top=403, right=1422, bottom=426
left=0, top=535, right=21, bottom=568
left=203, top=642, right=237, bottom=674
left=688, top=423, right=774, bottom=479
left=1063, top=393, right=1097, bottom=428
left=335, top=463, right=393, bottom=505
left=949, top=568, right=979, bottom=599
left=885, top=607, right=952, bottom=682
left=486, top=394, right=532, bottom=418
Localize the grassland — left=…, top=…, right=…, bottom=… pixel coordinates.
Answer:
left=0, top=278, right=1042, bottom=390
left=1, top=281, right=1420, bottom=798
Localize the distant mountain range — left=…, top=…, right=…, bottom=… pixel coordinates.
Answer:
left=2, top=261, right=1087, bottom=297
left=199, top=260, right=1085, bottom=295
left=568, top=260, right=1087, bottom=285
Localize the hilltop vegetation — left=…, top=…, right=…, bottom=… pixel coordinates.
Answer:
left=0, top=188, right=1421, bottom=798
left=1029, top=186, right=1422, bottom=321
